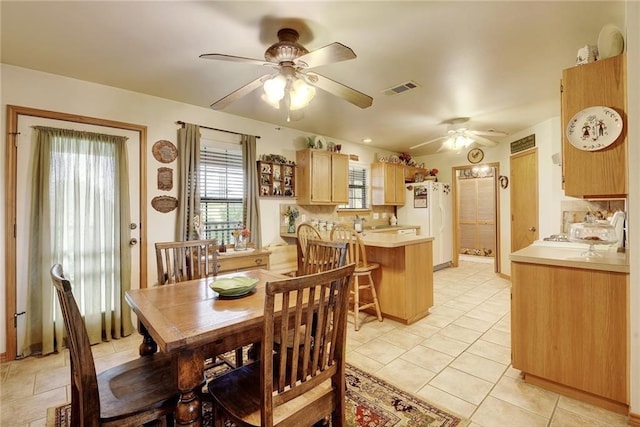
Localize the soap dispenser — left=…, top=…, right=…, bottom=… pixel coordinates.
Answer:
left=390, top=214, right=398, bottom=226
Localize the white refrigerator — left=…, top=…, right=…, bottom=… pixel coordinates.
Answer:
left=396, top=181, right=453, bottom=270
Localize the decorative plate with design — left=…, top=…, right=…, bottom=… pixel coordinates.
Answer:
left=566, top=106, right=623, bottom=151
left=152, top=140, right=178, bottom=163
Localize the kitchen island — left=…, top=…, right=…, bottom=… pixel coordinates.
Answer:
left=361, top=233, right=434, bottom=324
left=281, top=230, right=434, bottom=324
left=510, top=245, right=629, bottom=414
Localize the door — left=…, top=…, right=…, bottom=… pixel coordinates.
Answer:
left=6, top=105, right=147, bottom=360
left=452, top=163, right=500, bottom=272
left=510, top=149, right=539, bottom=252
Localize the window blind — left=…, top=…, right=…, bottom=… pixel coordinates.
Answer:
left=342, top=165, right=368, bottom=209
left=199, top=143, right=244, bottom=244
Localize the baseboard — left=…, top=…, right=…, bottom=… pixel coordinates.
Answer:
left=628, top=412, right=640, bottom=427
left=498, top=272, right=510, bottom=280
left=523, top=373, right=628, bottom=415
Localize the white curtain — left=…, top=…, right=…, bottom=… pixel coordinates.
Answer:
left=25, top=126, right=133, bottom=356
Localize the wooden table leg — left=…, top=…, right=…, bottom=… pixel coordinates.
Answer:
left=138, top=322, right=157, bottom=356
left=175, top=349, right=204, bottom=426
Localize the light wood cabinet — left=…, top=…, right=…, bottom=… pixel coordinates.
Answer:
left=404, top=166, right=428, bottom=182
left=296, top=149, right=348, bottom=205
left=217, top=249, right=270, bottom=273
left=371, top=162, right=406, bottom=205
left=561, top=54, right=627, bottom=197
left=511, top=261, right=628, bottom=412
left=366, top=240, right=433, bottom=324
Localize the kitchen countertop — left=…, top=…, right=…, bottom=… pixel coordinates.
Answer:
left=280, top=228, right=432, bottom=248
left=510, top=244, right=629, bottom=273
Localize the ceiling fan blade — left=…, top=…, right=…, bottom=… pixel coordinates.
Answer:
left=467, top=133, right=498, bottom=147
left=469, top=129, right=508, bottom=137
left=410, top=136, right=447, bottom=150
left=305, top=72, right=372, bottom=109
left=210, top=74, right=273, bottom=110
left=295, top=42, right=357, bottom=69
left=199, top=53, right=274, bottom=67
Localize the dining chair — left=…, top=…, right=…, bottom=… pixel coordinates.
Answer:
left=275, top=239, right=348, bottom=372
left=298, top=239, right=348, bottom=276
left=330, top=224, right=384, bottom=330
left=155, top=239, right=219, bottom=285
left=207, top=263, right=356, bottom=427
left=50, top=264, right=178, bottom=427
left=155, top=239, right=243, bottom=369
left=295, top=222, right=322, bottom=275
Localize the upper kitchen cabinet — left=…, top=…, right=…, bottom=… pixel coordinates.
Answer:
left=296, top=149, right=349, bottom=205
left=561, top=54, right=627, bottom=198
left=371, top=162, right=405, bottom=205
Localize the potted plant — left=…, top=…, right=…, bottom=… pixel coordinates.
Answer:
left=231, top=225, right=250, bottom=251
left=283, top=206, right=299, bottom=233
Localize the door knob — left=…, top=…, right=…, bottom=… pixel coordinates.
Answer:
left=129, top=238, right=138, bottom=246
left=528, top=227, right=537, bottom=232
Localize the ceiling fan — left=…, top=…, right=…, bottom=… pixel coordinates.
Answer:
left=410, top=117, right=507, bottom=151
left=200, top=28, right=373, bottom=115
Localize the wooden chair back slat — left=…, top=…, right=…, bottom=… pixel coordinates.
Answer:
left=261, top=263, right=355, bottom=425
left=155, top=239, right=218, bottom=285
left=330, top=225, right=366, bottom=267
left=298, top=239, right=348, bottom=276
left=295, top=223, right=322, bottom=274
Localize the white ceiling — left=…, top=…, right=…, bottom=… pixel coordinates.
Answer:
left=1, top=1, right=626, bottom=154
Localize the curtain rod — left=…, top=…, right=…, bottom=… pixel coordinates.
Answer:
left=176, top=121, right=260, bottom=139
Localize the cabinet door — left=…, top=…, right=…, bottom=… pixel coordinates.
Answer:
left=330, top=153, right=349, bottom=204
left=310, top=151, right=333, bottom=203
left=392, top=164, right=405, bottom=204
left=562, top=54, right=627, bottom=197
left=372, top=163, right=405, bottom=205
left=511, top=262, right=627, bottom=404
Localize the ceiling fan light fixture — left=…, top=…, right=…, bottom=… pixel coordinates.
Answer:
left=288, top=78, right=316, bottom=110
left=263, top=75, right=287, bottom=104
left=445, top=133, right=473, bottom=150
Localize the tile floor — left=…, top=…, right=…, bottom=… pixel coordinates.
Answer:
left=0, top=257, right=630, bottom=426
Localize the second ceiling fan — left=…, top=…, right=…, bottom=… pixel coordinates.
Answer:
left=200, top=28, right=373, bottom=116
left=411, top=117, right=507, bottom=151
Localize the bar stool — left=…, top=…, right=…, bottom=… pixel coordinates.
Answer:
left=331, top=224, right=383, bottom=330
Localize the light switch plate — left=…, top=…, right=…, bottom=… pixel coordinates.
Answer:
left=372, top=213, right=379, bottom=220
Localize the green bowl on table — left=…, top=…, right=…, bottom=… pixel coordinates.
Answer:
left=209, top=276, right=259, bottom=297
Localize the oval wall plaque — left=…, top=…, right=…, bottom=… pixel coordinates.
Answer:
left=151, top=196, right=178, bottom=213
left=152, top=140, right=178, bottom=163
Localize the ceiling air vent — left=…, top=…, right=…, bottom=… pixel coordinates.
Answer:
left=383, top=80, right=420, bottom=96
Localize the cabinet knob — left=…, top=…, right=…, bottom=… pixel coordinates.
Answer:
left=254, top=258, right=262, bottom=265
left=528, top=226, right=537, bottom=232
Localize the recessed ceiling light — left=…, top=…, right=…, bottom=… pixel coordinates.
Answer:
left=362, top=138, right=372, bottom=143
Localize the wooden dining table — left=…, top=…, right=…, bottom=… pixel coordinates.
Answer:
left=125, top=268, right=288, bottom=426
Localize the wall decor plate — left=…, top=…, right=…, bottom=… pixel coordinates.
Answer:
left=157, top=167, right=173, bottom=191
left=566, top=106, right=623, bottom=151
left=151, top=195, right=178, bottom=213
left=152, top=140, right=178, bottom=163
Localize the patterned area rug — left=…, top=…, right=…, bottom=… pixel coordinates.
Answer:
left=47, top=363, right=466, bottom=427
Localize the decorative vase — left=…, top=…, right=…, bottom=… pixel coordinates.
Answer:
left=234, top=235, right=247, bottom=251
left=287, top=220, right=296, bottom=234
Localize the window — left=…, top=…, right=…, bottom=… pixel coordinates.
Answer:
left=340, top=163, right=369, bottom=209
left=199, top=140, right=244, bottom=244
